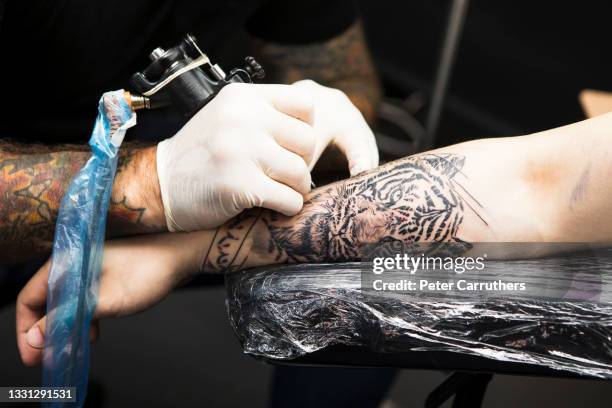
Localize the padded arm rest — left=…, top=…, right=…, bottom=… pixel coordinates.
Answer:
left=226, top=250, right=612, bottom=379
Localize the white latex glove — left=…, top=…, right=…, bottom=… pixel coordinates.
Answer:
left=293, top=80, right=379, bottom=175
left=156, top=83, right=317, bottom=231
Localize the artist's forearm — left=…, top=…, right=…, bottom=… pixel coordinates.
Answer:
left=250, top=21, right=382, bottom=122
left=0, top=145, right=89, bottom=262
left=107, top=146, right=165, bottom=236
left=0, top=142, right=165, bottom=264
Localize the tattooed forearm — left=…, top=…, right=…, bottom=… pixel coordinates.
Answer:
left=250, top=21, right=382, bottom=122
left=201, top=153, right=486, bottom=273
left=0, top=141, right=164, bottom=264
left=107, top=146, right=165, bottom=235
left=201, top=210, right=263, bottom=273
left=0, top=146, right=89, bottom=260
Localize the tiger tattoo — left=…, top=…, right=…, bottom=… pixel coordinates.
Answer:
left=265, top=153, right=484, bottom=263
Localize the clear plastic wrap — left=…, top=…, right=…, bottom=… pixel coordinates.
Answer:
left=42, top=91, right=136, bottom=407
left=226, top=247, right=612, bottom=379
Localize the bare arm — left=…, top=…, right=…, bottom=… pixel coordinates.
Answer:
left=0, top=141, right=165, bottom=264
left=190, top=112, right=612, bottom=273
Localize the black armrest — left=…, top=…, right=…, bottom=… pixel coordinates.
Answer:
left=226, top=251, right=612, bottom=380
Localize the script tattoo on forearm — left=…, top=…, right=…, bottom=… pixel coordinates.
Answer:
left=201, top=209, right=264, bottom=273
left=250, top=21, right=381, bottom=122
left=202, top=154, right=486, bottom=273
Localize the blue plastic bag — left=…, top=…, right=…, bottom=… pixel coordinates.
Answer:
left=42, top=90, right=136, bottom=407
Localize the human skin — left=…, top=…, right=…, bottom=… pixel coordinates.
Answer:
left=16, top=112, right=612, bottom=365
left=0, top=143, right=164, bottom=263
left=0, top=20, right=380, bottom=264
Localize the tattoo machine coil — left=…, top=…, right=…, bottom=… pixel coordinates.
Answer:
left=130, top=34, right=265, bottom=117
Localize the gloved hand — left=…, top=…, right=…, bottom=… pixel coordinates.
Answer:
left=156, top=83, right=317, bottom=231
left=293, top=80, right=379, bottom=175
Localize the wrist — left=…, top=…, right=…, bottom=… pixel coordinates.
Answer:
left=133, top=146, right=166, bottom=228
left=108, top=146, right=167, bottom=235
left=199, top=210, right=267, bottom=273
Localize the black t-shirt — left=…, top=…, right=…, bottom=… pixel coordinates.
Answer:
left=0, top=0, right=356, bottom=143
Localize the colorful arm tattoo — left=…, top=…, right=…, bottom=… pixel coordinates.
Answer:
left=0, top=141, right=164, bottom=264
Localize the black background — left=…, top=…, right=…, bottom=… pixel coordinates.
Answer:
left=2, top=1, right=612, bottom=406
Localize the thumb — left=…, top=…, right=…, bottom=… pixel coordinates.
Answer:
left=17, top=316, right=46, bottom=367
left=335, top=130, right=379, bottom=176
left=25, top=317, right=46, bottom=349
left=25, top=316, right=99, bottom=353
left=16, top=259, right=50, bottom=366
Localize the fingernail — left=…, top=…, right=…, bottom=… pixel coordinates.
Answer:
left=26, top=326, right=45, bottom=349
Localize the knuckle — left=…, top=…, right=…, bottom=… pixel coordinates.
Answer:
left=303, top=91, right=316, bottom=111
left=294, top=79, right=316, bottom=87
left=330, top=87, right=349, bottom=102
left=291, top=86, right=315, bottom=108
left=209, top=139, right=235, bottom=163
left=303, top=127, right=317, bottom=148
left=286, top=152, right=309, bottom=174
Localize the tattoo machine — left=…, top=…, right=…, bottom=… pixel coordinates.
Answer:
left=128, top=34, right=265, bottom=116
left=41, top=36, right=263, bottom=407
